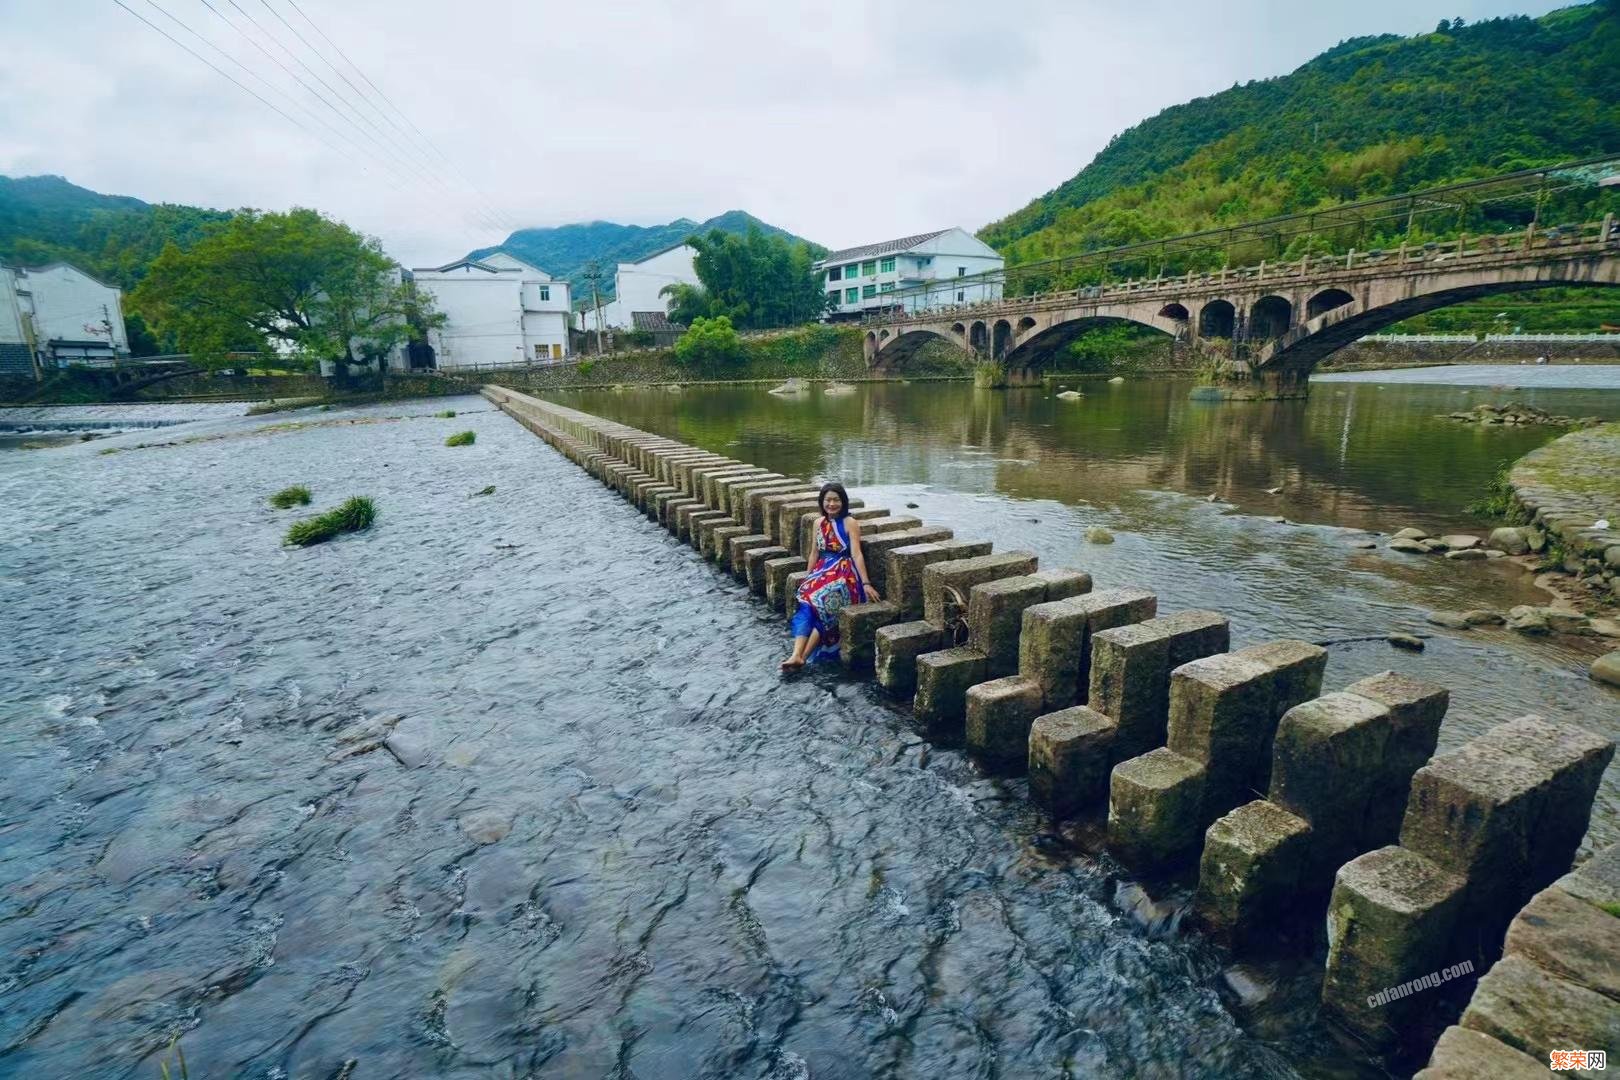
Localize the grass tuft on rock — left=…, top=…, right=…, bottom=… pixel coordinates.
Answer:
left=284, top=496, right=376, bottom=547
left=445, top=430, right=476, bottom=447
left=435, top=409, right=457, bottom=418
left=1466, top=463, right=1533, bottom=523
left=471, top=485, right=495, bottom=497
left=269, top=484, right=312, bottom=509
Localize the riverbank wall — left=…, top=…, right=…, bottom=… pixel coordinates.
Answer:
left=1415, top=843, right=1620, bottom=1077
left=1322, top=338, right=1620, bottom=371
left=483, top=382, right=1615, bottom=1069
left=1507, top=422, right=1620, bottom=612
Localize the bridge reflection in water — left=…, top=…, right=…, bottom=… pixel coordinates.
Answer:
left=550, top=377, right=1620, bottom=537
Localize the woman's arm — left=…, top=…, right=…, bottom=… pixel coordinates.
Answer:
left=847, top=519, right=880, bottom=599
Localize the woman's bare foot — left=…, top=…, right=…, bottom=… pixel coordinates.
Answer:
left=780, top=655, right=805, bottom=672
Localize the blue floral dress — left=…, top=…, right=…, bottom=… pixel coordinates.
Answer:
left=790, top=515, right=866, bottom=663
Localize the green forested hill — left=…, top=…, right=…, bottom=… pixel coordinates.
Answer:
left=0, top=175, right=229, bottom=290
left=467, top=210, right=819, bottom=305
left=982, top=2, right=1620, bottom=262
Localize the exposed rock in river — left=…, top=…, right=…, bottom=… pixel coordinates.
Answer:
left=1443, top=401, right=1600, bottom=427
left=1593, top=651, right=1620, bottom=688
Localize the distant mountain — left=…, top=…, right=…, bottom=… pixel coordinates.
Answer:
left=0, top=174, right=229, bottom=290
left=981, top=2, right=1620, bottom=262
left=466, top=210, right=819, bottom=304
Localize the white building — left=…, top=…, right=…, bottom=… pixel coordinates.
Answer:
left=814, top=228, right=1004, bottom=319
left=576, top=243, right=700, bottom=333
left=401, top=252, right=571, bottom=369
left=0, top=261, right=129, bottom=375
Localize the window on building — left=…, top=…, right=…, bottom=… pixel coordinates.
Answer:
left=862, top=284, right=877, bottom=299
left=827, top=290, right=841, bottom=307
left=957, top=290, right=965, bottom=302
left=918, top=256, right=932, bottom=267
left=534, top=344, right=545, bottom=359
left=879, top=282, right=895, bottom=293
left=846, top=264, right=862, bottom=280
left=957, top=266, right=967, bottom=277
left=879, top=257, right=895, bottom=273
left=845, top=287, right=859, bottom=304
left=861, top=260, right=877, bottom=277
left=827, top=266, right=841, bottom=281
left=538, top=286, right=550, bottom=301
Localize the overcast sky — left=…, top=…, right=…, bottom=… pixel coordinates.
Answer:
left=0, top=0, right=1573, bottom=265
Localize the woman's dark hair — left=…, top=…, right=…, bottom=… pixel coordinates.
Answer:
left=818, top=482, right=850, bottom=519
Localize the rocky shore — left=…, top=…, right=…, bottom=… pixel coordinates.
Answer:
left=1494, top=421, right=1620, bottom=686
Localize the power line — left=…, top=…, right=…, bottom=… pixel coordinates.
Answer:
left=195, top=0, right=502, bottom=228
left=276, top=0, right=520, bottom=235
left=136, top=0, right=410, bottom=196
left=113, top=0, right=360, bottom=170
left=218, top=0, right=506, bottom=233
left=241, top=0, right=510, bottom=236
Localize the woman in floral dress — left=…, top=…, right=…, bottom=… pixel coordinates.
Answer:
left=780, top=482, right=880, bottom=672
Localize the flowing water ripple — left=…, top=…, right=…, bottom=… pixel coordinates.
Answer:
left=0, top=390, right=1614, bottom=1079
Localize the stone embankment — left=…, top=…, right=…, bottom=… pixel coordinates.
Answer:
left=1415, top=844, right=1620, bottom=1077
left=1506, top=422, right=1620, bottom=685
left=482, top=383, right=1617, bottom=1066
left=1322, top=338, right=1620, bottom=370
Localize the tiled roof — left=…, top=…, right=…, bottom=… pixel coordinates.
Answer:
left=631, top=311, right=681, bottom=333
left=816, top=229, right=952, bottom=266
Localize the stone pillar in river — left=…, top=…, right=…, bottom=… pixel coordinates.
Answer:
left=1320, top=715, right=1613, bottom=1048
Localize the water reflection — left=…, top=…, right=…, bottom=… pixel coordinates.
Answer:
left=553, top=378, right=1620, bottom=535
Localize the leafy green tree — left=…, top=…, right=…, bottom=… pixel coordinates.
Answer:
left=659, top=281, right=715, bottom=325
left=685, top=227, right=830, bottom=329
left=674, top=315, right=742, bottom=366
left=132, top=209, right=438, bottom=374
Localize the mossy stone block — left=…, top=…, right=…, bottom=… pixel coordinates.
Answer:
left=964, top=675, right=1044, bottom=770
left=1107, top=748, right=1207, bottom=870
left=1029, top=705, right=1116, bottom=817
left=875, top=621, right=945, bottom=696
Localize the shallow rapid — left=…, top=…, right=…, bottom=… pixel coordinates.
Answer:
left=1, top=383, right=1615, bottom=1078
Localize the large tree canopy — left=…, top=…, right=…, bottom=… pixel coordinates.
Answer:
left=680, top=227, right=829, bottom=330
left=131, top=208, right=435, bottom=371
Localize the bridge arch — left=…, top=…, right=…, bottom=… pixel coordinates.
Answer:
left=1249, top=295, right=1293, bottom=342
left=1258, top=270, right=1620, bottom=373
left=951, top=322, right=965, bottom=337
left=1159, top=302, right=1189, bottom=321
left=1017, top=316, right=1038, bottom=334
left=1198, top=299, right=1235, bottom=339
left=1001, top=314, right=1174, bottom=371
left=970, top=321, right=988, bottom=354
left=992, top=319, right=1013, bottom=359
left=1306, top=288, right=1354, bottom=320
left=863, top=330, right=878, bottom=362
left=869, top=327, right=957, bottom=369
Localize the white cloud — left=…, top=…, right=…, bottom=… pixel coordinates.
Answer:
left=0, top=0, right=1571, bottom=265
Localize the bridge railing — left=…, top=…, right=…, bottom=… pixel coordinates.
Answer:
left=864, top=214, right=1619, bottom=328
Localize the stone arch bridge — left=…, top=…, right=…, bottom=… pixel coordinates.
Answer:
left=863, top=219, right=1620, bottom=397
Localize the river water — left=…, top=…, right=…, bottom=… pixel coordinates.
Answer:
left=2, top=378, right=1617, bottom=1079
